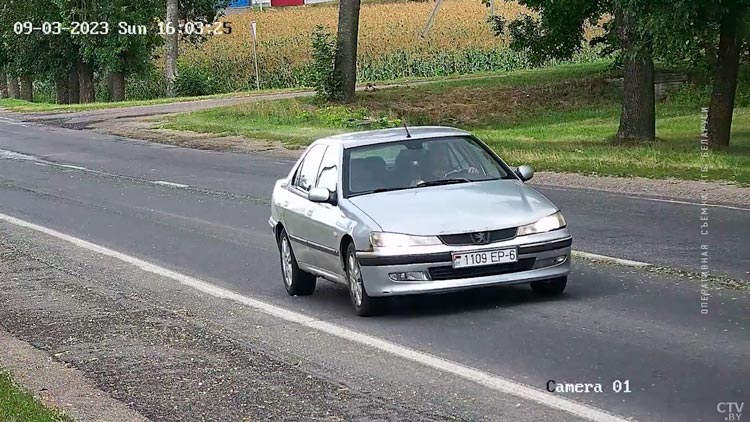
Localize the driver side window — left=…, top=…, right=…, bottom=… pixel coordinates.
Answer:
left=316, top=146, right=339, bottom=192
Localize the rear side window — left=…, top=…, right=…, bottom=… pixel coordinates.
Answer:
left=293, top=144, right=327, bottom=192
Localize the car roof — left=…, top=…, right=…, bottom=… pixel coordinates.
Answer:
left=315, top=126, right=471, bottom=149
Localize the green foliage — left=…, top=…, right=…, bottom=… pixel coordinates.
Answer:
left=174, top=65, right=224, bottom=96
left=0, top=370, right=72, bottom=422
left=492, top=0, right=606, bottom=66
left=310, top=25, right=341, bottom=101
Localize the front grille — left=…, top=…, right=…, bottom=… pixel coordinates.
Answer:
left=439, top=227, right=518, bottom=246
left=428, top=258, right=536, bottom=280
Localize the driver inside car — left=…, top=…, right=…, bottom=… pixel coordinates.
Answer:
left=421, top=143, right=480, bottom=183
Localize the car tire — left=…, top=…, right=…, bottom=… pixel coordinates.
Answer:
left=345, top=242, right=382, bottom=317
left=530, top=276, right=567, bottom=296
left=278, top=228, right=316, bottom=296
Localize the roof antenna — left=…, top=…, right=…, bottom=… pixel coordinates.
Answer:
left=403, top=120, right=412, bottom=138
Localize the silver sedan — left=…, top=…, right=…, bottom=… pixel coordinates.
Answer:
left=269, top=126, right=572, bottom=316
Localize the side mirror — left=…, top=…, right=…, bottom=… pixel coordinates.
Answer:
left=516, top=165, right=534, bottom=182
left=308, top=187, right=337, bottom=205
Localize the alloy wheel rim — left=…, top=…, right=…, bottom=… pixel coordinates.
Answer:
left=281, top=237, right=293, bottom=287
left=348, top=253, right=363, bottom=307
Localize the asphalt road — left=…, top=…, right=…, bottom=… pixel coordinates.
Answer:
left=0, top=118, right=748, bottom=422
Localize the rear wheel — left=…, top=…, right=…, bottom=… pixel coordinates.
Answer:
left=530, top=276, right=567, bottom=296
left=345, top=243, right=382, bottom=316
left=279, top=228, right=316, bottom=296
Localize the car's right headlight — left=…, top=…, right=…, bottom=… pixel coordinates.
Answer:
left=370, top=232, right=442, bottom=248
left=517, top=211, right=566, bottom=236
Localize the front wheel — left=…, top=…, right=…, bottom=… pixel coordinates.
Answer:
left=345, top=243, right=382, bottom=316
left=279, top=228, right=316, bottom=296
left=530, top=276, right=567, bottom=296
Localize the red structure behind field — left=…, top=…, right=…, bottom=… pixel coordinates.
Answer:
left=271, top=0, right=304, bottom=5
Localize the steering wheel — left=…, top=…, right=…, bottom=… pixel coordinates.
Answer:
left=444, top=168, right=465, bottom=178
left=444, top=167, right=479, bottom=178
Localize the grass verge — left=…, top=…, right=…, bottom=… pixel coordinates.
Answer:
left=0, top=370, right=71, bottom=422
left=0, top=87, right=304, bottom=113
left=162, top=61, right=750, bottom=184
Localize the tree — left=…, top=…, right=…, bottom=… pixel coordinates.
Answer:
left=706, top=0, right=747, bottom=148
left=0, top=39, right=8, bottom=98
left=165, top=0, right=179, bottom=97
left=164, top=0, right=230, bottom=97
left=333, top=0, right=362, bottom=103
left=497, top=0, right=658, bottom=143
left=614, top=2, right=654, bottom=143
left=0, top=75, right=7, bottom=98
left=647, top=0, right=748, bottom=149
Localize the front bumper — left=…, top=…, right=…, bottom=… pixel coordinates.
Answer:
left=357, top=230, right=572, bottom=297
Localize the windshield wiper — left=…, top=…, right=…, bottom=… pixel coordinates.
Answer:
left=417, top=178, right=471, bottom=187
left=349, top=187, right=408, bottom=197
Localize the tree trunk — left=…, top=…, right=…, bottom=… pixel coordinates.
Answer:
left=19, top=76, right=33, bottom=102
left=0, top=72, right=8, bottom=98
left=706, top=1, right=743, bottom=149
left=333, top=0, right=362, bottom=103
left=110, top=71, right=126, bottom=102
left=69, top=65, right=80, bottom=104
left=7, top=76, right=20, bottom=99
left=165, top=0, right=179, bottom=97
left=55, top=77, right=70, bottom=104
left=78, top=62, right=95, bottom=103
left=615, top=6, right=655, bottom=143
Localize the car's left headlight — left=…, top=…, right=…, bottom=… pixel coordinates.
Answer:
left=370, top=232, right=442, bottom=248
left=517, top=211, right=566, bottom=236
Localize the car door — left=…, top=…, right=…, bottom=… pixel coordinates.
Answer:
left=282, top=143, right=327, bottom=266
left=303, top=145, right=347, bottom=278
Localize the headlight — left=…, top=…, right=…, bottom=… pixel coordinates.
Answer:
left=370, top=232, right=442, bottom=248
left=517, top=211, right=566, bottom=236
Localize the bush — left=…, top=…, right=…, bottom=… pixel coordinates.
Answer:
left=310, top=25, right=341, bottom=101
left=174, top=65, right=223, bottom=97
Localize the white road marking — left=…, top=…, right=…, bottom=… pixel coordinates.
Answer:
left=572, top=251, right=651, bottom=268
left=538, top=185, right=750, bottom=212
left=57, top=164, right=88, bottom=171
left=0, top=211, right=630, bottom=422
left=152, top=180, right=190, bottom=188
left=0, top=148, right=195, bottom=190
left=0, top=150, right=37, bottom=161
left=616, top=195, right=750, bottom=212
left=0, top=117, right=29, bottom=127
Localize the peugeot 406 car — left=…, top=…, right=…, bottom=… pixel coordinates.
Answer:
left=269, top=126, right=572, bottom=316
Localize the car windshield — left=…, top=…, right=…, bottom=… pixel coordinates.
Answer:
left=344, top=136, right=513, bottom=197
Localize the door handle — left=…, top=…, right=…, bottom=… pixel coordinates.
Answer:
left=305, top=209, right=314, bottom=217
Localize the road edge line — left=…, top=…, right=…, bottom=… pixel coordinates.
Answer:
left=572, top=251, right=652, bottom=268
left=0, top=212, right=632, bottom=422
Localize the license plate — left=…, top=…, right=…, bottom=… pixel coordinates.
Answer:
left=452, top=248, right=518, bottom=269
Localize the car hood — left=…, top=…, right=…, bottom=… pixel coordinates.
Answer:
left=348, top=180, right=558, bottom=236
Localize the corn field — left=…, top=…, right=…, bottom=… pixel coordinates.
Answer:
left=161, top=0, right=602, bottom=95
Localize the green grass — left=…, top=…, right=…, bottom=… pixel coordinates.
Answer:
left=0, top=371, right=71, bottom=422
left=163, top=61, right=750, bottom=184
left=0, top=87, right=304, bottom=113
